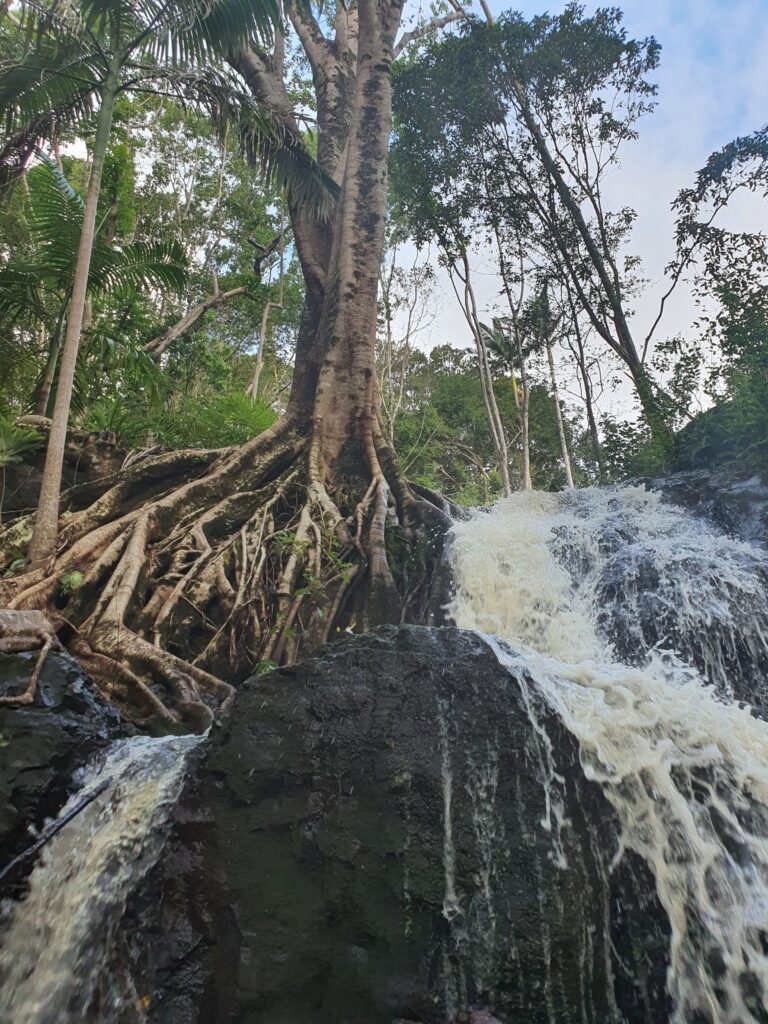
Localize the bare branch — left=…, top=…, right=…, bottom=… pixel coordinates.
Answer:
left=394, top=10, right=467, bottom=57
left=145, top=286, right=247, bottom=359
left=477, top=0, right=494, bottom=25
left=286, top=0, right=331, bottom=76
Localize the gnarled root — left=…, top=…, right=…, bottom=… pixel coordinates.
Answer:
left=0, top=415, right=451, bottom=731
left=0, top=611, right=61, bottom=706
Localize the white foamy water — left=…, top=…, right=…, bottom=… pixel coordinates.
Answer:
left=448, top=485, right=768, bottom=1024
left=0, top=734, right=199, bottom=1024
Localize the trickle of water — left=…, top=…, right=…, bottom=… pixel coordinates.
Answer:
left=448, top=484, right=768, bottom=1024
left=0, top=734, right=199, bottom=1024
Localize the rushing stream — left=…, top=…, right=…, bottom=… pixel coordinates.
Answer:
left=448, top=485, right=768, bottom=1024
left=0, top=735, right=199, bottom=1024
left=2, top=483, right=768, bottom=1023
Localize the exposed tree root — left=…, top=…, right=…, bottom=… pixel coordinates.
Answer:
left=0, top=611, right=60, bottom=707
left=0, top=415, right=451, bottom=732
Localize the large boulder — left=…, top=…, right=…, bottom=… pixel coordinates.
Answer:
left=122, top=626, right=669, bottom=1024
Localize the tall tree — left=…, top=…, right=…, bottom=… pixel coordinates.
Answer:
left=1, top=0, right=304, bottom=563
left=391, top=4, right=673, bottom=447
left=1, top=0, right=467, bottom=732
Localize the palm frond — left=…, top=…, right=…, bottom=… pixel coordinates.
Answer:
left=0, top=33, right=103, bottom=128
left=32, top=145, right=83, bottom=204
left=139, top=0, right=279, bottom=66
left=89, top=238, right=188, bottom=295
left=0, top=267, right=47, bottom=323
left=23, top=160, right=86, bottom=291
left=0, top=160, right=186, bottom=325
left=1, top=0, right=328, bottom=216
left=0, top=29, right=102, bottom=196
left=144, top=63, right=338, bottom=218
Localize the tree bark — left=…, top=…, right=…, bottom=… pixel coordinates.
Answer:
left=3, top=0, right=455, bottom=731
left=546, top=340, right=574, bottom=488
left=28, top=68, right=119, bottom=563
left=449, top=253, right=512, bottom=497
left=513, top=324, right=532, bottom=490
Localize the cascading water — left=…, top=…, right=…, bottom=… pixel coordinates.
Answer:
left=0, top=734, right=199, bottom=1024
left=447, top=484, right=768, bottom=1024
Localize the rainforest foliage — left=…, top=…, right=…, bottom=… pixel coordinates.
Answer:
left=2, top=4, right=766, bottom=503
left=0, top=0, right=766, bottom=727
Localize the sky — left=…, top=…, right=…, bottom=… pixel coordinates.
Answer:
left=408, top=0, right=768, bottom=413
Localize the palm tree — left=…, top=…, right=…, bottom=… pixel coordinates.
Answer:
left=0, top=157, right=186, bottom=416
left=0, top=0, right=318, bottom=562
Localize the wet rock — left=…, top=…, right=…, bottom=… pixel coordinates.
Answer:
left=126, top=626, right=670, bottom=1024
left=646, top=469, right=768, bottom=547
left=0, top=647, right=124, bottom=889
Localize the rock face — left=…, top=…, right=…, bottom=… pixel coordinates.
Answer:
left=0, top=649, right=124, bottom=890
left=647, top=469, right=768, bottom=547
left=124, top=627, right=670, bottom=1024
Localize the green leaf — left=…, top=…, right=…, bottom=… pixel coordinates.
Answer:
left=0, top=418, right=44, bottom=468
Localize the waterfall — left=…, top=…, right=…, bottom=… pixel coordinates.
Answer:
left=447, top=484, right=768, bottom=1024
left=0, top=734, right=199, bottom=1024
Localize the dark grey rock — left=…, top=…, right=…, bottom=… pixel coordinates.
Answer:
left=123, top=626, right=670, bottom=1024
left=0, top=649, right=124, bottom=890
left=645, top=468, right=768, bottom=547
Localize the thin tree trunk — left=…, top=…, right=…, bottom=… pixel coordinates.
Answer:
left=490, top=224, right=529, bottom=491
left=581, top=363, right=603, bottom=480
left=564, top=285, right=604, bottom=481
left=246, top=296, right=274, bottom=400
left=33, top=323, right=53, bottom=416
left=28, top=69, right=119, bottom=563
left=449, top=256, right=512, bottom=497
left=572, top=338, right=604, bottom=482
left=35, top=358, right=55, bottom=418
left=247, top=209, right=284, bottom=401
left=546, top=340, right=574, bottom=488
left=514, top=327, right=532, bottom=491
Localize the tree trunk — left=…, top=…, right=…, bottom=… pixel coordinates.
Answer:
left=2, top=0, right=451, bottom=732
left=246, top=222, right=284, bottom=400
left=579, top=357, right=603, bottom=480
left=512, top=325, right=532, bottom=491
left=503, top=66, right=672, bottom=449
left=449, top=256, right=512, bottom=497
left=245, top=299, right=271, bottom=400
left=28, top=70, right=119, bottom=563
left=546, top=340, right=574, bottom=488
left=564, top=286, right=604, bottom=481
left=491, top=228, right=529, bottom=491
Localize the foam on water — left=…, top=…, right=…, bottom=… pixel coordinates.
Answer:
left=0, top=734, right=199, bottom=1024
left=448, top=485, right=768, bottom=1023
